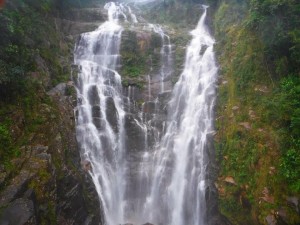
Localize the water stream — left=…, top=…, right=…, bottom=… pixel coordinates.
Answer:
left=141, top=6, right=218, bottom=225
left=74, top=3, right=127, bottom=224
left=75, top=2, right=217, bottom=225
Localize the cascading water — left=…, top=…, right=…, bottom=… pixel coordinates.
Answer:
left=75, top=2, right=217, bottom=225
left=141, top=6, right=218, bottom=225
left=74, top=2, right=130, bottom=225
left=148, top=24, right=173, bottom=92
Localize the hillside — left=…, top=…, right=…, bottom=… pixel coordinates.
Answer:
left=0, top=0, right=299, bottom=224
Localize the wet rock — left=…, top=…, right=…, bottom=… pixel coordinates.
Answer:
left=208, top=214, right=232, bottom=225
left=92, top=105, right=102, bottom=118
left=0, top=170, right=34, bottom=206
left=56, top=173, right=99, bottom=225
left=55, top=18, right=100, bottom=36
left=47, top=83, right=66, bottom=96
left=62, top=8, right=107, bottom=23
left=0, top=172, right=6, bottom=185
left=93, top=117, right=105, bottom=129
left=83, top=215, right=98, bottom=225
left=36, top=153, right=51, bottom=161
left=124, top=114, right=146, bottom=152
left=286, top=196, right=299, bottom=213
left=88, top=85, right=100, bottom=106
left=0, top=198, right=35, bottom=225
left=31, top=145, right=49, bottom=155
left=200, top=44, right=208, bottom=55
left=81, top=160, right=92, bottom=172
left=142, top=101, right=156, bottom=114
left=106, top=97, right=119, bottom=133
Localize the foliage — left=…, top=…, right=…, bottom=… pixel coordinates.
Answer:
left=0, top=0, right=71, bottom=170
left=0, top=123, right=19, bottom=169
left=270, top=76, right=300, bottom=192
left=246, top=0, right=300, bottom=76
left=214, top=0, right=300, bottom=223
left=280, top=141, right=300, bottom=191
left=277, top=77, right=300, bottom=135
left=120, top=31, right=147, bottom=79
left=0, top=0, right=73, bottom=101
left=141, top=0, right=202, bottom=28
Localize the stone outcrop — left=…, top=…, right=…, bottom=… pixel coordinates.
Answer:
left=0, top=83, right=101, bottom=225
left=0, top=2, right=105, bottom=224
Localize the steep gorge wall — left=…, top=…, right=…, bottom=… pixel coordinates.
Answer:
left=212, top=0, right=300, bottom=224
left=0, top=1, right=105, bottom=224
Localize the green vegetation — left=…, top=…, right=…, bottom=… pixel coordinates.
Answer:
left=0, top=0, right=71, bottom=101
left=0, top=0, right=73, bottom=168
left=0, top=122, right=19, bottom=169
left=213, top=0, right=300, bottom=223
left=29, top=167, right=57, bottom=225
left=120, top=30, right=161, bottom=88
left=142, top=1, right=202, bottom=29
left=0, top=1, right=86, bottom=221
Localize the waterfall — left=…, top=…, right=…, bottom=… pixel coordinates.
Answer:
left=74, top=2, right=217, bottom=225
left=74, top=3, right=128, bottom=225
left=148, top=24, right=173, bottom=93
left=142, top=6, right=218, bottom=225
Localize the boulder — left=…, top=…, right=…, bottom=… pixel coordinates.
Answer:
left=106, top=97, right=119, bottom=133
left=0, top=198, right=35, bottom=225
left=0, top=170, right=34, bottom=207
left=47, top=83, right=67, bottom=96
left=286, top=196, right=299, bottom=213
left=224, top=176, right=237, bottom=185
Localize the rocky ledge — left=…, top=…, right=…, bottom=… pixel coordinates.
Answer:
left=0, top=83, right=101, bottom=225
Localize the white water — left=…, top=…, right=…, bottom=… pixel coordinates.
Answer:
left=74, top=3, right=128, bottom=225
left=148, top=24, right=173, bottom=92
left=141, top=6, right=218, bottom=225
left=75, top=2, right=217, bottom=225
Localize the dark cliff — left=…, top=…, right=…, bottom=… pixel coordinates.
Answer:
left=0, top=1, right=104, bottom=224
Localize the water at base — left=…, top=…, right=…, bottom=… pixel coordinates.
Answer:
left=74, top=2, right=218, bottom=225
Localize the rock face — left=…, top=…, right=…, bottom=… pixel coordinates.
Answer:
left=0, top=3, right=104, bottom=224
left=0, top=198, right=35, bottom=225
left=55, top=6, right=107, bottom=37
left=0, top=83, right=101, bottom=225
